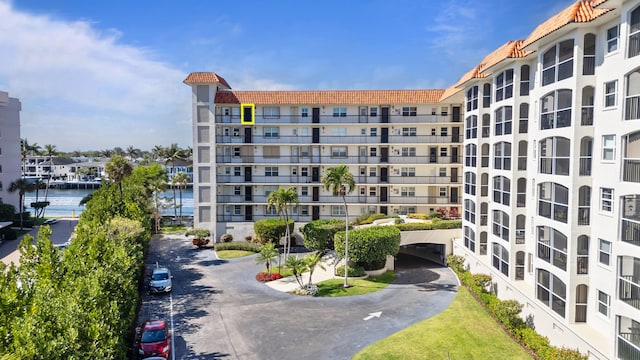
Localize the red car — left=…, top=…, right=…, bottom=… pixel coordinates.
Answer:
left=137, top=319, right=171, bottom=359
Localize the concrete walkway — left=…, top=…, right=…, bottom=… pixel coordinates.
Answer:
left=264, top=251, right=342, bottom=292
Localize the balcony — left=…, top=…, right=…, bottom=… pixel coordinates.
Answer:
left=579, top=157, right=592, bottom=176
left=618, top=333, right=640, bottom=360
left=629, top=32, right=640, bottom=58
left=581, top=107, right=593, bottom=126
left=215, top=114, right=458, bottom=125
left=215, top=154, right=464, bottom=166
left=215, top=134, right=460, bottom=145
left=515, top=230, right=525, bottom=244
left=622, top=218, right=640, bottom=248
left=215, top=194, right=460, bottom=206
left=576, top=256, right=588, bottom=274
left=627, top=95, right=640, bottom=121
left=624, top=159, right=640, bottom=183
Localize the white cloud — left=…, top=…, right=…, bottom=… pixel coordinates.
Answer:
left=0, top=1, right=191, bottom=151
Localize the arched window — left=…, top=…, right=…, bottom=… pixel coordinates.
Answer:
left=480, top=173, right=489, bottom=197
left=464, top=172, right=476, bottom=195
left=464, top=199, right=476, bottom=224
left=537, top=269, right=566, bottom=317
left=519, top=103, right=529, bottom=134
left=492, top=210, right=509, bottom=241
left=465, top=115, right=478, bottom=139
left=492, top=242, right=509, bottom=276
left=581, top=86, right=594, bottom=126
left=541, top=89, right=572, bottom=129
left=466, top=86, right=478, bottom=111
left=518, top=140, right=528, bottom=171
left=495, top=106, right=513, bottom=135
left=579, top=137, right=593, bottom=176
left=517, top=178, right=526, bottom=208
left=480, top=232, right=488, bottom=255
left=482, top=114, right=490, bottom=138
left=483, top=83, right=492, bottom=108
left=481, top=143, right=490, bottom=167
left=465, top=144, right=477, bottom=167
left=575, top=284, right=588, bottom=322
left=542, top=39, right=574, bottom=85
left=625, top=68, right=640, bottom=120
left=583, top=34, right=595, bottom=75
left=578, top=186, right=591, bottom=226
left=493, top=176, right=510, bottom=206
left=537, top=225, right=567, bottom=270
left=494, top=142, right=512, bottom=170
left=577, top=235, right=589, bottom=274
left=516, top=215, right=525, bottom=244
left=538, top=182, right=569, bottom=223
left=516, top=251, right=525, bottom=280
left=628, top=6, right=640, bottom=57
left=520, top=65, right=530, bottom=96
left=495, top=69, right=514, bottom=101
left=464, top=226, right=476, bottom=251
left=539, top=137, right=570, bottom=175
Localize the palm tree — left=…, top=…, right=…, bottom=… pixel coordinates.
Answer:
left=321, top=164, right=355, bottom=288
left=147, top=176, right=167, bottom=233
left=255, top=242, right=279, bottom=276
left=305, top=251, right=326, bottom=288
left=172, top=172, right=190, bottom=223
left=267, top=187, right=298, bottom=260
left=151, top=145, right=165, bottom=161
left=126, top=146, right=141, bottom=161
left=163, top=144, right=188, bottom=218
left=112, top=147, right=125, bottom=157
left=8, top=179, right=36, bottom=230
left=20, top=139, right=41, bottom=178
left=41, top=144, right=57, bottom=219
left=105, top=155, right=133, bottom=199
left=100, top=149, right=114, bottom=158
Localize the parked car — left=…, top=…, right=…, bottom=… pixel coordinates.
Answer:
left=54, top=241, right=70, bottom=250
left=149, top=267, right=172, bottom=294
left=137, top=319, right=171, bottom=359
left=43, top=218, right=59, bottom=225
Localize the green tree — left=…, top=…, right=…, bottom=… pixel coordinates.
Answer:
left=126, top=145, right=141, bottom=160
left=334, top=226, right=400, bottom=270
left=163, top=144, right=188, bottom=219
left=301, top=219, right=345, bottom=251
left=255, top=242, right=278, bottom=276
left=20, top=138, right=41, bottom=178
left=8, top=179, right=35, bottom=229
left=285, top=255, right=306, bottom=288
left=321, top=164, right=355, bottom=287
left=105, top=155, right=133, bottom=199
left=304, top=251, right=325, bottom=287
left=41, top=144, right=58, bottom=219
left=267, top=187, right=298, bottom=259
left=147, top=175, right=168, bottom=233
left=172, top=172, right=191, bottom=223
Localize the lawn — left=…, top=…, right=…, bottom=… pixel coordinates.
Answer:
left=161, top=224, right=187, bottom=234
left=315, top=272, right=395, bottom=297
left=353, top=286, right=532, bottom=360
left=216, top=250, right=256, bottom=259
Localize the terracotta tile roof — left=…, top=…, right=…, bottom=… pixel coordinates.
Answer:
left=521, top=0, right=614, bottom=48
left=183, top=72, right=231, bottom=89
left=439, top=66, right=483, bottom=101
left=480, top=40, right=533, bottom=72
left=215, top=89, right=447, bottom=105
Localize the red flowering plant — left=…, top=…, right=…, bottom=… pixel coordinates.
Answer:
left=256, top=272, right=283, bottom=282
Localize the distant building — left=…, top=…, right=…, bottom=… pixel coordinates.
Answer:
left=0, top=91, right=21, bottom=209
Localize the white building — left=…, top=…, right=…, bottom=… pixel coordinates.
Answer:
left=0, top=91, right=21, bottom=209
left=456, top=0, right=640, bottom=359
left=184, top=73, right=464, bottom=239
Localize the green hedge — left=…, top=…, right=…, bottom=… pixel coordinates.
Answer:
left=446, top=255, right=587, bottom=360
left=394, top=220, right=461, bottom=231
left=301, top=218, right=345, bottom=251
left=214, top=241, right=260, bottom=252
left=253, top=218, right=293, bottom=244
left=334, top=226, right=400, bottom=270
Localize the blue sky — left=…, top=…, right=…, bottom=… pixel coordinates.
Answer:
left=0, top=0, right=574, bottom=151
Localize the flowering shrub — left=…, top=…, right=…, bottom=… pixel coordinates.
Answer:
left=255, top=272, right=283, bottom=282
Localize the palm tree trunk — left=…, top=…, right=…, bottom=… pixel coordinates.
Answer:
left=178, top=186, right=183, bottom=224
left=42, top=177, right=51, bottom=219
left=172, top=183, right=177, bottom=219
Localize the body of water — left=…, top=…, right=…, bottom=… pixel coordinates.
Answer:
left=23, top=188, right=194, bottom=218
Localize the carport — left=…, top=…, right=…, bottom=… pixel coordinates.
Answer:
left=395, top=228, right=460, bottom=267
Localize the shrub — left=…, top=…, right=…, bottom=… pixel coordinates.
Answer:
left=335, top=264, right=365, bottom=277
left=254, top=218, right=293, bottom=244
left=214, top=241, right=261, bottom=252
left=428, top=211, right=443, bottom=219
left=301, top=219, right=345, bottom=251
left=407, top=213, right=429, bottom=220
left=0, top=203, right=16, bottom=221
left=334, top=226, right=400, bottom=269
left=255, top=272, right=283, bottom=282
left=185, top=228, right=210, bottom=239
left=470, top=273, right=492, bottom=293
left=220, top=233, right=233, bottom=243
left=245, top=235, right=253, bottom=242
left=395, top=220, right=461, bottom=231
left=446, top=254, right=465, bottom=273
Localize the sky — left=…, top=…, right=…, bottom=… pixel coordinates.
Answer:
left=0, top=0, right=575, bottom=152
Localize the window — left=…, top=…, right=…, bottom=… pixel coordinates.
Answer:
left=628, top=7, right=640, bottom=57
left=233, top=147, right=241, bottom=157
left=537, top=269, right=566, bottom=317
left=607, top=25, right=619, bottom=53
left=601, top=135, right=616, bottom=161
left=360, top=128, right=366, bottom=136
left=464, top=226, right=475, bottom=251
left=440, top=147, right=448, bottom=157
left=331, top=205, right=346, bottom=216
left=401, top=147, right=416, bottom=157
left=492, top=210, right=509, bottom=241
left=541, top=89, right=572, bottom=129
left=265, top=205, right=278, bottom=216
left=539, top=137, right=570, bottom=175
left=332, top=128, right=347, bottom=136
left=264, top=127, right=280, bottom=138
left=402, top=127, right=417, bottom=136
left=605, top=81, right=617, bottom=107
left=495, top=106, right=512, bottom=135
left=370, top=128, right=377, bottom=137
left=625, top=69, right=640, bottom=120
left=493, top=142, right=512, bottom=170
left=401, top=187, right=415, bottom=197
left=518, top=141, right=528, bottom=171
left=465, top=115, right=478, bottom=139
left=480, top=173, right=488, bottom=197
left=581, top=86, right=594, bottom=125
left=234, top=167, right=241, bottom=176
left=577, top=235, right=589, bottom=274
left=439, top=187, right=447, bottom=197
left=495, top=69, right=514, bottom=101
left=597, top=290, right=610, bottom=316
left=519, top=103, right=529, bottom=133
left=492, top=243, right=509, bottom=276
left=520, top=65, right=530, bottom=96
left=439, top=168, right=447, bottom=177
left=517, top=178, right=526, bottom=207
left=263, top=107, right=280, bottom=118
left=493, top=176, right=511, bottom=206
left=515, top=252, right=525, bottom=280
left=598, top=239, right=611, bottom=266
left=263, top=146, right=280, bottom=158
left=369, top=167, right=377, bottom=177
left=331, top=146, right=347, bottom=158
left=466, top=86, right=478, bottom=111
left=402, top=107, right=417, bottom=116
left=301, top=108, right=308, bottom=117
left=234, top=186, right=241, bottom=196
left=580, top=137, right=593, bottom=175
left=440, top=127, right=448, bottom=136
left=370, top=148, right=377, bottom=157
left=480, top=232, right=488, bottom=255
left=583, top=33, right=595, bottom=75
left=578, top=186, right=591, bottom=226
left=301, top=186, right=308, bottom=196
left=332, top=107, right=347, bottom=117
left=600, top=188, right=613, bottom=213
left=401, top=167, right=416, bottom=177
left=464, top=199, right=476, bottom=224
left=538, top=182, right=569, bottom=223
left=542, top=39, right=574, bottom=86
left=465, top=144, right=477, bottom=167
left=233, top=205, right=241, bottom=215
left=482, top=114, right=490, bottom=138
left=483, top=83, right=491, bottom=108
left=369, top=187, right=377, bottom=196
left=301, top=167, right=308, bottom=176
left=537, top=226, right=568, bottom=271
left=370, top=108, right=378, bottom=117
left=464, top=172, right=476, bottom=195
left=265, top=166, right=279, bottom=177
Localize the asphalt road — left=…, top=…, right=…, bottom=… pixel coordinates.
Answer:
left=0, top=219, right=78, bottom=266
left=138, top=234, right=459, bottom=360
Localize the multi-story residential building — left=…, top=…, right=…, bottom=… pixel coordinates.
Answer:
left=184, top=72, right=464, bottom=239
left=455, top=0, right=640, bottom=359
left=0, top=91, right=21, bottom=209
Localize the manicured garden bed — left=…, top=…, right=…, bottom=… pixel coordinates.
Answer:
left=315, top=272, right=395, bottom=297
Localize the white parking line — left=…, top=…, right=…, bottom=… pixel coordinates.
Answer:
left=170, top=291, right=175, bottom=360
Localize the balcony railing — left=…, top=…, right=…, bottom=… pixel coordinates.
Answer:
left=214, top=134, right=461, bottom=145
left=622, top=218, right=640, bottom=247
left=624, top=158, right=640, bottom=183
left=216, top=174, right=461, bottom=185
left=215, top=154, right=463, bottom=165
left=581, top=107, right=594, bottom=126
left=629, top=32, right=640, bottom=58
left=215, top=194, right=460, bottom=205
left=582, top=55, right=595, bottom=75
left=579, top=157, right=592, bottom=176
left=215, top=114, right=459, bottom=125
left=626, top=95, right=640, bottom=121
left=619, top=334, right=640, bottom=360
left=578, top=208, right=590, bottom=226
left=620, top=275, right=640, bottom=311
left=518, top=119, right=528, bottom=134
left=515, top=230, right=525, bottom=244
left=576, top=256, right=588, bottom=274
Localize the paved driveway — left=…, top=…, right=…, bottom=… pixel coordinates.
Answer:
left=139, top=234, right=459, bottom=360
